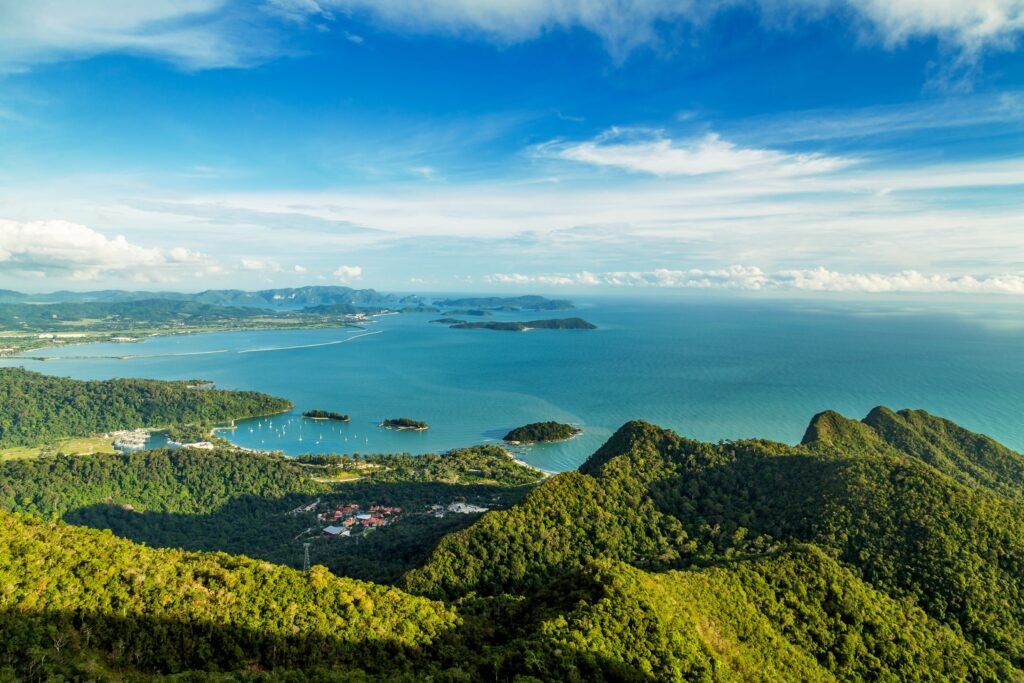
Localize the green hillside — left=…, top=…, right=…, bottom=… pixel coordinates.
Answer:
left=0, top=367, right=291, bottom=447
left=407, top=409, right=1024, bottom=672
left=3, top=402, right=1024, bottom=679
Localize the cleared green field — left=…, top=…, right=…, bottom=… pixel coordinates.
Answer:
left=0, top=436, right=118, bottom=461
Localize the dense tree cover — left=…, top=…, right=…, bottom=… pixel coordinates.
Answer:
left=300, top=445, right=545, bottom=487
left=449, top=317, right=597, bottom=331
left=63, top=481, right=528, bottom=587
left=0, top=448, right=319, bottom=517
left=0, top=511, right=460, bottom=680
left=0, top=445, right=541, bottom=586
left=0, top=367, right=291, bottom=447
left=504, top=421, right=581, bottom=443
left=4, top=510, right=1010, bottom=680
left=407, top=409, right=1024, bottom=673
left=434, top=295, right=575, bottom=311
left=5, top=402, right=1024, bottom=678
left=301, top=409, right=350, bottom=421
left=380, top=417, right=429, bottom=430
left=163, top=423, right=228, bottom=444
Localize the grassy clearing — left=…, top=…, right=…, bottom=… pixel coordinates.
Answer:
left=0, top=436, right=118, bottom=461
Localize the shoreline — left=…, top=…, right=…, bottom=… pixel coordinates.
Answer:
left=1, top=318, right=378, bottom=358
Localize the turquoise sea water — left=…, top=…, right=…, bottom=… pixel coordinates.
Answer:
left=4, top=297, right=1024, bottom=472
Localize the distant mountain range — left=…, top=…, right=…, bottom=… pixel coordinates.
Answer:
left=0, top=287, right=572, bottom=311
left=0, top=286, right=411, bottom=309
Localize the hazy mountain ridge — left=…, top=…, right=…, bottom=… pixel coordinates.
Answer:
left=0, top=285, right=403, bottom=308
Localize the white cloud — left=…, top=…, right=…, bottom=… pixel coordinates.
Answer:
left=294, top=264, right=308, bottom=274
left=545, top=129, right=850, bottom=177
left=0, top=219, right=217, bottom=281
left=239, top=258, right=282, bottom=272
left=325, top=0, right=1024, bottom=59
left=855, top=1, right=1024, bottom=52
left=484, top=266, right=1024, bottom=294
left=333, top=264, right=363, bottom=283
left=0, top=0, right=266, bottom=71
left=776, top=267, right=1024, bottom=293
left=2, top=1, right=1020, bottom=73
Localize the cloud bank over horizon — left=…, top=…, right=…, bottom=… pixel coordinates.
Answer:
left=0, top=2, right=1022, bottom=296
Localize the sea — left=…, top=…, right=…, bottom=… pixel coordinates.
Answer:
left=4, top=296, right=1023, bottom=472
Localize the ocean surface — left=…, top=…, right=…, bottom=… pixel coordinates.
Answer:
left=4, top=297, right=1024, bottom=472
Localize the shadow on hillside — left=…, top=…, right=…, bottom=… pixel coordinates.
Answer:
left=63, top=481, right=531, bottom=586
left=0, top=598, right=662, bottom=682
left=0, top=605, right=455, bottom=680
left=647, top=451, right=849, bottom=547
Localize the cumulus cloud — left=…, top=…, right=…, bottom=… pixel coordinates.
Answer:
left=294, top=264, right=308, bottom=274
left=0, top=219, right=217, bottom=281
left=545, top=129, right=850, bottom=177
left=484, top=266, right=1024, bottom=294
left=333, top=264, right=363, bottom=283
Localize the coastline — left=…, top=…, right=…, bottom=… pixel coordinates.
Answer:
left=1, top=318, right=375, bottom=358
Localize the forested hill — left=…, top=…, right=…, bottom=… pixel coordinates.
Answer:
left=4, top=404, right=1024, bottom=679
left=405, top=408, right=1024, bottom=674
left=0, top=367, right=291, bottom=447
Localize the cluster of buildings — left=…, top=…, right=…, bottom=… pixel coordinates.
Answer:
left=320, top=503, right=403, bottom=537
left=317, top=500, right=492, bottom=537
left=425, top=502, right=490, bottom=518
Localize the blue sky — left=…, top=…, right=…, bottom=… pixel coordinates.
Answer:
left=1, top=1, right=1023, bottom=294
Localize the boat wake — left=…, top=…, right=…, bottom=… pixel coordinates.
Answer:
left=238, top=330, right=382, bottom=354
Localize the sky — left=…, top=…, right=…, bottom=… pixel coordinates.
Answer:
left=0, top=0, right=1023, bottom=295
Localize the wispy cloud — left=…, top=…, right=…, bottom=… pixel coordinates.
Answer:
left=239, top=258, right=282, bottom=273
left=0, top=219, right=219, bottom=281
left=485, top=266, right=1024, bottom=294
left=542, top=128, right=852, bottom=177
left=724, top=91, right=1024, bottom=145
left=0, top=1, right=275, bottom=71
left=2, top=1, right=1021, bottom=73
left=325, top=1, right=1024, bottom=62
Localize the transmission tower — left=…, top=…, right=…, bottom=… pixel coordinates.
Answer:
left=302, top=542, right=311, bottom=573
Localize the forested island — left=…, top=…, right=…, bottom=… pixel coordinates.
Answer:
left=444, top=308, right=492, bottom=316
left=449, top=317, right=597, bottom=331
left=434, top=295, right=574, bottom=311
left=380, top=417, right=429, bottom=431
left=302, top=409, right=350, bottom=422
left=4, top=374, right=1024, bottom=679
left=504, top=421, right=581, bottom=443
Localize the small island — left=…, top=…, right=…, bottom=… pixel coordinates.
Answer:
left=302, top=409, right=350, bottom=422
left=380, top=417, right=429, bottom=431
left=444, top=309, right=492, bottom=317
left=430, top=318, right=466, bottom=324
left=504, top=421, right=582, bottom=444
left=449, top=317, right=597, bottom=332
